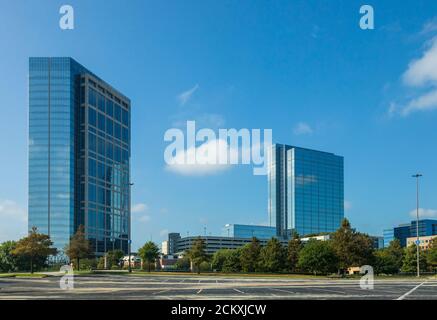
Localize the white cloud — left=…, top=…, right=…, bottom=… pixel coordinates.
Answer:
left=0, top=199, right=27, bottom=242
left=159, top=229, right=169, bottom=237
left=293, top=122, right=313, bottom=135
left=131, top=203, right=148, bottom=213
left=401, top=88, right=437, bottom=116
left=409, top=208, right=437, bottom=219
left=344, top=200, right=352, bottom=212
left=403, top=37, right=437, bottom=87
left=391, top=36, right=437, bottom=116
left=177, top=84, right=199, bottom=106
left=420, top=18, right=437, bottom=35
left=166, top=138, right=234, bottom=176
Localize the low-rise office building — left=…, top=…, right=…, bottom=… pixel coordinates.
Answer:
left=157, top=254, right=180, bottom=270
left=222, top=224, right=277, bottom=239
left=383, top=219, right=437, bottom=248
left=406, top=235, right=437, bottom=251
left=174, top=235, right=289, bottom=255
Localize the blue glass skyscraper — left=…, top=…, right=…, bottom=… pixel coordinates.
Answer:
left=28, top=57, right=131, bottom=258
left=384, top=220, right=437, bottom=247
left=268, top=144, right=344, bottom=238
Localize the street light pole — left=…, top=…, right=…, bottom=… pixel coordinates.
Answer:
left=412, top=174, right=422, bottom=278
left=128, top=182, right=134, bottom=273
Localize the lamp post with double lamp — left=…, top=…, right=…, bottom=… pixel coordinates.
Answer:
left=412, top=174, right=422, bottom=278
left=128, top=182, right=134, bottom=273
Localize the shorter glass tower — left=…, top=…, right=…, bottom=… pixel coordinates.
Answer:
left=268, top=144, right=344, bottom=238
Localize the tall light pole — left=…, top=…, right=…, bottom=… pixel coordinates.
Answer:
left=412, top=174, right=422, bottom=278
left=128, top=182, right=134, bottom=273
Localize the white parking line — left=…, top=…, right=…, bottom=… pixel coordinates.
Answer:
left=153, top=289, right=170, bottom=295
left=270, top=288, right=295, bottom=294
left=233, top=288, right=245, bottom=294
left=197, top=289, right=203, bottom=294
left=396, top=282, right=426, bottom=300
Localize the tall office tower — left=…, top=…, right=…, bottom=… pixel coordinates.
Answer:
left=29, top=57, right=131, bottom=258
left=268, top=144, right=344, bottom=238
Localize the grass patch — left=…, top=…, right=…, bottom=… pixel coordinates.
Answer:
left=71, top=270, right=97, bottom=275
left=121, top=271, right=331, bottom=279
left=0, top=273, right=48, bottom=278
left=15, top=273, right=48, bottom=278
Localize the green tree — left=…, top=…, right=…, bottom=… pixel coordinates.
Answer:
left=138, top=241, right=160, bottom=272
left=0, top=241, right=18, bottom=272
left=331, top=218, right=374, bottom=273
left=64, top=225, right=92, bottom=270
left=240, top=237, right=261, bottom=273
left=175, top=256, right=191, bottom=271
left=105, top=249, right=125, bottom=269
left=259, top=238, right=286, bottom=273
left=287, top=231, right=302, bottom=273
left=222, top=249, right=242, bottom=273
left=212, top=249, right=232, bottom=272
left=401, top=244, right=427, bottom=273
left=199, top=261, right=211, bottom=272
left=426, top=237, right=437, bottom=271
left=187, top=237, right=208, bottom=274
left=297, top=239, right=338, bottom=275
left=11, top=227, right=57, bottom=273
left=374, top=239, right=404, bottom=275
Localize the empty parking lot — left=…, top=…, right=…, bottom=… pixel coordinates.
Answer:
left=0, top=274, right=436, bottom=300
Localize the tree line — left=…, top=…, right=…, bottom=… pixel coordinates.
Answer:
left=183, top=219, right=437, bottom=275
left=2, top=219, right=437, bottom=275
left=0, top=224, right=162, bottom=273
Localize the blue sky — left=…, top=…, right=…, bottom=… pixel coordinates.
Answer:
left=1, top=0, right=437, bottom=250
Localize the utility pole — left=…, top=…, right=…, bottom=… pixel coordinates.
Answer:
left=412, top=174, right=422, bottom=278
left=128, top=182, right=134, bottom=273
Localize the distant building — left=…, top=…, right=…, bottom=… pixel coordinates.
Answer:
left=268, top=144, right=344, bottom=239
left=383, top=228, right=395, bottom=248
left=370, top=236, right=384, bottom=250
left=158, top=254, right=179, bottom=270
left=167, top=233, right=181, bottom=255
left=122, top=255, right=141, bottom=268
left=301, top=234, right=331, bottom=242
left=406, top=235, right=437, bottom=251
left=161, top=240, right=169, bottom=255
left=174, top=236, right=289, bottom=256
left=394, top=224, right=411, bottom=247
left=383, top=220, right=437, bottom=248
left=223, top=224, right=276, bottom=239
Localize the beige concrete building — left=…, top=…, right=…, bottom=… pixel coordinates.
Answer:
left=406, top=235, right=437, bottom=251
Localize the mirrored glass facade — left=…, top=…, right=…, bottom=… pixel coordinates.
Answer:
left=268, top=144, right=344, bottom=238
left=29, top=57, right=130, bottom=258
left=223, top=224, right=277, bottom=240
